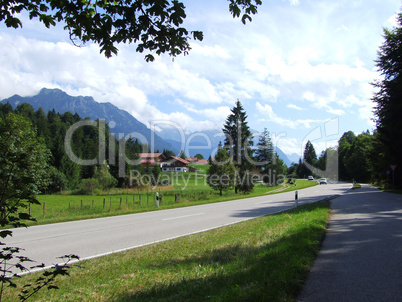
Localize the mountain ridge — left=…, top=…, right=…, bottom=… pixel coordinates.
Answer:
left=1, top=88, right=175, bottom=153
left=1, top=88, right=292, bottom=165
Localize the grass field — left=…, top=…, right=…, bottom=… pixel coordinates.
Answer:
left=3, top=200, right=330, bottom=301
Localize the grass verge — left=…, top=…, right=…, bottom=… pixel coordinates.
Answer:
left=4, top=200, right=330, bottom=301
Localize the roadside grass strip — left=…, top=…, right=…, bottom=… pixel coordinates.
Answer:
left=4, top=201, right=330, bottom=301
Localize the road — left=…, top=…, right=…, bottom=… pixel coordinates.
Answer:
left=297, top=184, right=402, bottom=301
left=6, top=182, right=351, bottom=272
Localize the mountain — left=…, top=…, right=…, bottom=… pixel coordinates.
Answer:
left=287, top=153, right=301, bottom=165
left=1, top=88, right=176, bottom=153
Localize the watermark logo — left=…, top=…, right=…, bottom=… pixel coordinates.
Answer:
left=301, top=118, right=339, bottom=182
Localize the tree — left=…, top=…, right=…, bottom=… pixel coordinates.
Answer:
left=222, top=100, right=254, bottom=193
left=270, top=154, right=287, bottom=185
left=194, top=153, right=204, bottom=160
left=0, top=113, right=50, bottom=226
left=178, top=150, right=186, bottom=160
left=162, top=149, right=175, bottom=158
left=207, top=148, right=236, bottom=196
left=372, top=10, right=402, bottom=188
left=343, top=132, right=374, bottom=183
left=338, top=131, right=356, bottom=180
left=0, top=0, right=262, bottom=61
left=302, top=141, right=317, bottom=178
left=0, top=113, right=78, bottom=300
left=255, top=128, right=274, bottom=174
left=93, top=161, right=118, bottom=190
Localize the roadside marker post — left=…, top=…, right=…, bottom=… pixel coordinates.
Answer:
left=295, top=191, right=298, bottom=207
left=156, top=192, right=159, bottom=208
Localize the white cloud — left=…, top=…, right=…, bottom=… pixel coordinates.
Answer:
left=287, top=104, right=305, bottom=110
left=191, top=44, right=230, bottom=58
left=273, top=136, right=301, bottom=156
left=387, top=13, right=398, bottom=27
left=0, top=0, right=399, bottom=143
left=256, top=102, right=320, bottom=129
left=288, top=0, right=301, bottom=6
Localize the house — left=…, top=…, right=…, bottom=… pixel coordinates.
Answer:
left=184, top=157, right=209, bottom=165
left=185, top=157, right=198, bottom=163
left=161, top=156, right=190, bottom=172
left=196, top=159, right=209, bottom=165
left=138, top=153, right=166, bottom=167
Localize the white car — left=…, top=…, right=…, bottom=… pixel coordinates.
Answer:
left=308, top=176, right=314, bottom=181
left=319, top=178, right=328, bottom=185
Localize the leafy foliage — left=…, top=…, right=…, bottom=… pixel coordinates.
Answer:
left=0, top=113, right=50, bottom=228
left=0, top=0, right=262, bottom=60
left=207, top=148, right=236, bottom=196
left=372, top=10, right=402, bottom=188
left=0, top=112, right=79, bottom=301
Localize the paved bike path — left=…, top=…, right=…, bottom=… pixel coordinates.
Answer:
left=297, top=184, right=402, bottom=302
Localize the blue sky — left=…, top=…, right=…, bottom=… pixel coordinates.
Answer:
left=0, top=0, right=400, bottom=156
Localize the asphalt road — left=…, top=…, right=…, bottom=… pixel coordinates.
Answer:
left=6, top=182, right=351, bottom=272
left=297, top=184, right=402, bottom=302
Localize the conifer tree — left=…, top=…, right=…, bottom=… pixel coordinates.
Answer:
left=222, top=100, right=254, bottom=193
left=255, top=128, right=274, bottom=173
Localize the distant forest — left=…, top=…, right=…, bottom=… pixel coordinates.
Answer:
left=0, top=102, right=171, bottom=193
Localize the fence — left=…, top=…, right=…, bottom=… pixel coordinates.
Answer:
left=40, top=189, right=216, bottom=218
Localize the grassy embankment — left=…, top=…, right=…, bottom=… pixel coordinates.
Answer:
left=27, top=165, right=316, bottom=226
left=4, top=200, right=330, bottom=301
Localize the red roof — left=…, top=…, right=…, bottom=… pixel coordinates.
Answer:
left=139, top=153, right=163, bottom=158
left=196, top=159, right=209, bottom=165
left=170, top=156, right=190, bottom=165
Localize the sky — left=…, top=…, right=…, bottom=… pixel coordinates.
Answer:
left=0, top=0, right=400, bottom=157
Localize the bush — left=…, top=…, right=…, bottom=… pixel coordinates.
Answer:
left=79, top=178, right=101, bottom=195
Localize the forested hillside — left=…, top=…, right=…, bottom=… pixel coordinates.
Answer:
left=0, top=102, right=148, bottom=192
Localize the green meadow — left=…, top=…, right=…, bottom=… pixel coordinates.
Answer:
left=26, top=166, right=316, bottom=226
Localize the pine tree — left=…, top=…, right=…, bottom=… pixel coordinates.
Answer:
left=222, top=100, right=254, bottom=193
left=302, top=141, right=317, bottom=178
left=255, top=128, right=274, bottom=174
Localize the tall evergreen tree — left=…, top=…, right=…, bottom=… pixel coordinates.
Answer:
left=255, top=128, right=274, bottom=173
left=372, top=10, right=402, bottom=187
left=222, top=100, right=254, bottom=193
left=302, top=140, right=317, bottom=178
